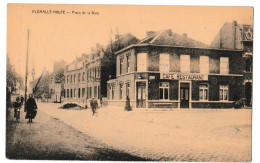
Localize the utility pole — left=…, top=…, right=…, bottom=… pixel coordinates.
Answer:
left=24, top=29, right=29, bottom=112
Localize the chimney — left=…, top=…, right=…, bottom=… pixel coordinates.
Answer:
left=182, top=33, right=187, bottom=37
left=233, top=21, right=237, bottom=26
left=146, top=31, right=156, bottom=37
left=166, top=29, right=172, bottom=36
left=115, top=34, right=122, bottom=40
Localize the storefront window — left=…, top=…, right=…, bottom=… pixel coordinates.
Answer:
left=199, top=84, right=208, bottom=101
left=219, top=85, right=228, bottom=101
left=159, top=82, right=169, bottom=100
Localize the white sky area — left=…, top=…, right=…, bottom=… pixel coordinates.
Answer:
left=7, top=5, right=253, bottom=82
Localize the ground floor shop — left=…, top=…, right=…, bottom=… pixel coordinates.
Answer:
left=107, top=72, right=244, bottom=108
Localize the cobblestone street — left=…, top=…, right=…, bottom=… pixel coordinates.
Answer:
left=6, top=106, right=148, bottom=161
left=37, top=102, right=252, bottom=162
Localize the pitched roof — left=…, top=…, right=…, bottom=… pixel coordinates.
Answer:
left=139, top=29, right=212, bottom=49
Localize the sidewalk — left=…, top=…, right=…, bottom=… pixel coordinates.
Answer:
left=39, top=102, right=252, bottom=161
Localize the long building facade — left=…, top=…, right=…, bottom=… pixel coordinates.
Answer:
left=107, top=29, right=245, bottom=108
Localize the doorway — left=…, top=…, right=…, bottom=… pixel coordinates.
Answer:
left=136, top=82, right=146, bottom=108
left=180, top=83, right=190, bottom=108
left=245, top=82, right=252, bottom=106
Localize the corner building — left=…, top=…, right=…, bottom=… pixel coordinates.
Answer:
left=107, top=30, right=244, bottom=109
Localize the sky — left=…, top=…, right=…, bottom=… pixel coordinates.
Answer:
left=7, top=4, right=253, bottom=81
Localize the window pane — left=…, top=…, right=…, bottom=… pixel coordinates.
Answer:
left=224, top=90, right=228, bottom=100
left=180, top=89, right=184, bottom=100
left=219, top=90, right=223, bottom=100
left=204, top=89, right=208, bottom=100
left=199, top=89, right=203, bottom=100
left=185, top=89, right=189, bottom=100
left=164, top=88, right=169, bottom=99
left=159, top=88, right=164, bottom=99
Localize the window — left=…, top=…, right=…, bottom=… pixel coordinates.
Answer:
left=74, top=74, right=76, bottom=83
left=160, top=53, right=170, bottom=72
left=90, top=69, right=92, bottom=79
left=112, top=85, right=115, bottom=100
left=200, top=56, right=209, bottom=74
left=126, top=55, right=130, bottom=73
left=119, top=84, right=123, bottom=100
left=64, top=90, right=66, bottom=98
left=71, top=75, right=73, bottom=83
left=97, top=86, right=100, bottom=99
left=126, top=83, right=130, bottom=97
left=78, top=88, right=81, bottom=98
left=180, top=55, right=190, bottom=73
left=74, top=89, right=76, bottom=97
left=199, top=84, right=208, bottom=101
left=120, top=58, right=124, bottom=75
left=137, top=53, right=147, bottom=72
left=246, top=57, right=252, bottom=72
left=67, top=89, right=69, bottom=98
left=219, top=85, right=229, bottom=101
left=108, top=86, right=110, bottom=100
left=70, top=89, right=73, bottom=98
left=94, top=68, right=97, bottom=78
left=87, top=70, right=89, bottom=81
left=78, top=73, right=81, bottom=83
left=159, top=82, right=169, bottom=100
left=220, top=57, right=229, bottom=74
left=67, top=76, right=69, bottom=84
left=94, top=86, right=97, bottom=98
left=82, top=72, right=85, bottom=82
left=89, top=87, right=92, bottom=98
left=82, top=88, right=85, bottom=98
left=87, top=87, right=89, bottom=99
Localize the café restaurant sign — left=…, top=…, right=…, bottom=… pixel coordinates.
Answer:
left=160, top=73, right=208, bottom=80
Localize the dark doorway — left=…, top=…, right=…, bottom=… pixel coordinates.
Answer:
left=136, top=82, right=146, bottom=108
left=245, top=82, right=252, bottom=106
left=180, top=83, right=190, bottom=108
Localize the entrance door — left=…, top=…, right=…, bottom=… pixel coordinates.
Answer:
left=136, top=82, right=146, bottom=108
left=245, top=82, right=252, bottom=106
left=180, top=83, right=190, bottom=108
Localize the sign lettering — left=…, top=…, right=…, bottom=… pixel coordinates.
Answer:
left=160, top=73, right=208, bottom=80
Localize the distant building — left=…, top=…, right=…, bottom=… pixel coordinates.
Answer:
left=63, top=33, right=139, bottom=107
left=211, top=21, right=253, bottom=106
left=107, top=29, right=245, bottom=108
left=63, top=56, right=87, bottom=105
left=49, top=60, right=68, bottom=103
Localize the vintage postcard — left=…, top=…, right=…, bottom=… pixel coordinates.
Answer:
left=6, top=4, right=253, bottom=162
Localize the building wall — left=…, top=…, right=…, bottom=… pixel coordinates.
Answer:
left=107, top=45, right=244, bottom=108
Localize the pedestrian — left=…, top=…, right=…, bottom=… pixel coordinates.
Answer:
left=25, top=94, right=38, bottom=123
left=20, top=95, right=24, bottom=105
left=13, top=97, right=21, bottom=121
left=90, top=98, right=98, bottom=116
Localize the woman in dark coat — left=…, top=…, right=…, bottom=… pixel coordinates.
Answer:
left=25, top=94, right=37, bottom=123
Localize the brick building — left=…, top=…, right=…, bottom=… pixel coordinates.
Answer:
left=211, top=21, right=253, bottom=106
left=107, top=29, right=244, bottom=109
